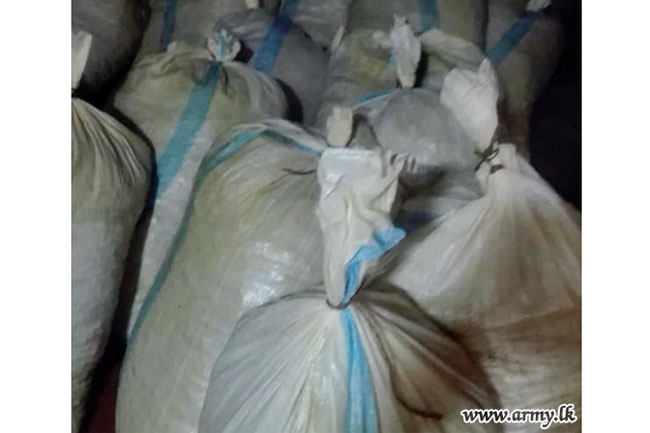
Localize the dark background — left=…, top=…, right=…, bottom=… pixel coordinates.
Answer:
left=530, top=0, right=581, bottom=209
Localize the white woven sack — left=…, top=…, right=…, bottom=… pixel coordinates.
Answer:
left=72, top=31, right=151, bottom=433
left=214, top=7, right=328, bottom=124
left=72, top=0, right=149, bottom=94
left=136, top=0, right=277, bottom=58
left=118, top=120, right=331, bottom=433
left=286, top=0, right=352, bottom=48
left=385, top=60, right=581, bottom=432
left=347, top=0, right=486, bottom=46
left=199, top=146, right=499, bottom=433
left=112, top=31, right=287, bottom=337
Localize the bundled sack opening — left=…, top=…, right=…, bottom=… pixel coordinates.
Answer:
left=214, top=6, right=329, bottom=124
left=198, top=147, right=500, bottom=433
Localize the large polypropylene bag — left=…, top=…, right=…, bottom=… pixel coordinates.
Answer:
left=286, top=0, right=352, bottom=48
left=214, top=7, right=328, bottom=124
left=318, top=24, right=485, bottom=233
left=72, top=0, right=149, bottom=96
left=326, top=104, right=483, bottom=234
left=248, top=0, right=350, bottom=47
left=347, top=24, right=485, bottom=115
left=71, top=32, right=151, bottom=433
left=394, top=168, right=483, bottom=233
left=316, top=17, right=422, bottom=129
left=418, top=27, right=486, bottom=93
left=199, top=147, right=499, bottom=433
left=136, top=0, right=278, bottom=59
left=485, top=0, right=563, bottom=157
left=347, top=0, right=486, bottom=47
left=321, top=23, right=483, bottom=205
left=340, top=87, right=484, bottom=236
left=357, top=88, right=480, bottom=187
left=385, top=61, right=581, bottom=431
left=117, top=120, right=331, bottom=433
left=318, top=20, right=485, bottom=128
left=112, top=33, right=287, bottom=336
left=316, top=29, right=398, bottom=128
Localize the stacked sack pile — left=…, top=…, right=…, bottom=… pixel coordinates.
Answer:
left=71, top=1, right=579, bottom=433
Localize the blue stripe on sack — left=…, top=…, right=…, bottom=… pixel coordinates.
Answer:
left=153, top=63, right=222, bottom=200
left=351, top=89, right=395, bottom=107
left=418, top=0, right=439, bottom=33
left=217, top=32, right=227, bottom=58
left=279, top=0, right=302, bottom=18
left=128, top=129, right=264, bottom=344
left=262, top=130, right=323, bottom=156
left=202, top=130, right=265, bottom=173
left=159, top=0, right=178, bottom=51
left=341, top=308, right=378, bottom=433
left=342, top=228, right=406, bottom=304
left=129, top=182, right=195, bottom=343
left=395, top=210, right=441, bottom=233
left=129, top=127, right=321, bottom=344
left=251, top=0, right=301, bottom=73
left=487, top=13, right=539, bottom=65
